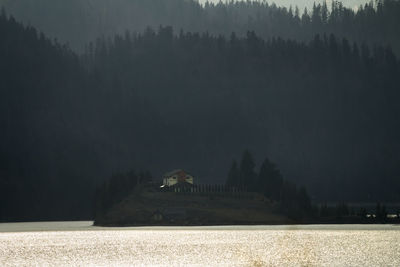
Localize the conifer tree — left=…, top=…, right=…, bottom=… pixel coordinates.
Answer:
left=226, top=160, right=239, bottom=187
left=258, top=157, right=283, bottom=200
left=239, top=150, right=257, bottom=191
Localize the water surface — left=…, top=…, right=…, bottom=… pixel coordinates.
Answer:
left=1, top=222, right=399, bottom=266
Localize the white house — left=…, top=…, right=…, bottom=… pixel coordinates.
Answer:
left=162, top=169, right=194, bottom=187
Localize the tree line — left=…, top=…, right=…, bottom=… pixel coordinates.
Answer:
left=1, top=0, right=400, bottom=54
left=226, top=150, right=313, bottom=219
left=317, top=202, right=400, bottom=223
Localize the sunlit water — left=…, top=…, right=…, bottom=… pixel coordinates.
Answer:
left=1, top=222, right=399, bottom=266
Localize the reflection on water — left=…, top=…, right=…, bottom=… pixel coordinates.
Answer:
left=1, top=222, right=399, bottom=266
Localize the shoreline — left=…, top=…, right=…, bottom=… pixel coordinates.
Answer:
left=95, top=219, right=400, bottom=228
left=1, top=221, right=399, bottom=233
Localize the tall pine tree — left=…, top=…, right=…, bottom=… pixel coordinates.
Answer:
left=226, top=160, right=240, bottom=188
left=239, top=150, right=257, bottom=191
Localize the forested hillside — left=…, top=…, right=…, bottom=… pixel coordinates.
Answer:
left=0, top=13, right=97, bottom=220
left=1, top=2, right=400, bottom=221
left=83, top=26, right=400, bottom=203
left=1, top=0, right=399, bottom=53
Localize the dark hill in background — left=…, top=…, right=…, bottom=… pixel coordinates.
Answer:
left=0, top=0, right=399, bottom=54
left=1, top=1, right=400, bottom=221
left=0, top=13, right=98, bottom=220
left=82, top=27, right=400, bottom=204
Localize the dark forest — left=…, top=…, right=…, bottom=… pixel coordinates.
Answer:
left=1, top=0, right=400, bottom=221
left=1, top=0, right=399, bottom=54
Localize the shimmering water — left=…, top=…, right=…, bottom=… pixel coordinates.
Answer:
left=1, top=222, right=399, bottom=266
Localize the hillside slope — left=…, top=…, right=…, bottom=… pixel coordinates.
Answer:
left=94, top=186, right=291, bottom=226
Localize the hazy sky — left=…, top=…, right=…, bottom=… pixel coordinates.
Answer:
left=198, top=0, right=372, bottom=10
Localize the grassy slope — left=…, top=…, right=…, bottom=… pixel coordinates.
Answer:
left=95, top=187, right=291, bottom=226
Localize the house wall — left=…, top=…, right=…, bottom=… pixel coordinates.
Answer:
left=163, top=176, right=178, bottom=186
left=185, top=176, right=194, bottom=184
left=163, top=174, right=194, bottom=186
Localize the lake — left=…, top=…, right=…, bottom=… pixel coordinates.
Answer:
left=1, top=222, right=399, bottom=266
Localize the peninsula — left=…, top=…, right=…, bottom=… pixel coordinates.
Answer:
left=93, top=152, right=400, bottom=226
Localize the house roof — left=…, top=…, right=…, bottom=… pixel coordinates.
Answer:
left=163, top=169, right=193, bottom=177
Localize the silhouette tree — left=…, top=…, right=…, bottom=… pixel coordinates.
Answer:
left=257, top=157, right=283, bottom=201
left=239, top=150, right=257, bottom=191
left=226, top=160, right=240, bottom=188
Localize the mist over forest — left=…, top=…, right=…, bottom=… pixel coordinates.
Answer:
left=0, top=0, right=398, bottom=53
left=1, top=0, right=400, bottom=221
left=198, top=0, right=369, bottom=10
